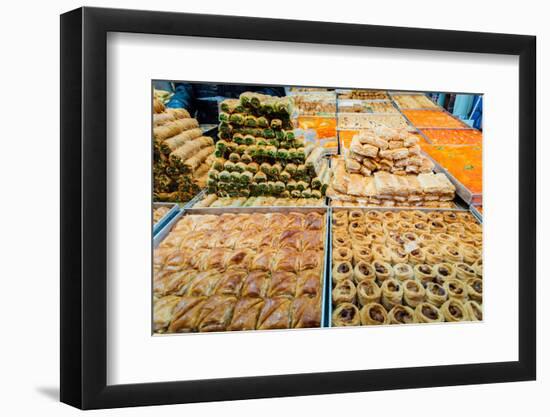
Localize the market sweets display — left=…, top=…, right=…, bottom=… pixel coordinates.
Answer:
left=153, top=211, right=326, bottom=333
left=330, top=209, right=482, bottom=327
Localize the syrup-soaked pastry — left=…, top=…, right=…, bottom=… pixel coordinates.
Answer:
left=443, top=211, right=459, bottom=223
left=403, top=279, right=426, bottom=308
left=353, top=246, right=373, bottom=264
left=357, top=280, right=382, bottom=306
left=333, top=261, right=354, bottom=283
left=153, top=295, right=181, bottom=333
left=440, top=299, right=468, bottom=322
left=304, top=212, right=324, bottom=230
left=228, top=297, right=265, bottom=331
left=348, top=220, right=367, bottom=235
left=366, top=210, right=383, bottom=221
left=413, top=221, right=429, bottom=233
left=301, top=230, right=325, bottom=251
left=444, top=278, right=468, bottom=302
left=197, top=295, right=238, bottom=332
left=426, top=212, right=443, bottom=222
left=410, top=210, right=428, bottom=222
left=384, top=221, right=400, bottom=234
left=333, top=246, right=353, bottom=262
left=464, top=300, right=483, bottom=321
left=272, top=248, right=300, bottom=273
left=398, top=221, right=415, bottom=233
left=429, top=220, right=447, bottom=233
left=435, top=233, right=457, bottom=246
left=393, top=263, right=414, bottom=281
left=296, top=269, right=321, bottom=297
left=332, top=210, right=348, bottom=226
left=398, top=211, right=413, bottom=222
left=353, top=261, right=376, bottom=283
left=408, top=247, right=426, bottom=264
left=268, top=271, right=297, bottom=297
left=291, top=296, right=321, bottom=328
left=390, top=246, right=409, bottom=264
left=465, top=221, right=482, bottom=234
left=424, top=245, right=444, bottom=264
left=167, top=296, right=208, bottom=333
left=278, top=228, right=302, bottom=251
left=467, top=278, right=483, bottom=302
left=250, top=249, right=275, bottom=271
left=414, top=302, right=444, bottom=323
left=360, top=302, right=389, bottom=325
left=372, top=245, right=392, bottom=263
left=257, top=297, right=292, bottom=330
left=224, top=248, right=254, bottom=270
left=333, top=233, right=352, bottom=248
left=186, top=270, right=222, bottom=297
left=433, top=262, right=457, bottom=283
left=455, top=262, right=477, bottom=282
left=332, top=303, right=361, bottom=327
left=349, top=209, right=365, bottom=222
left=332, top=279, right=357, bottom=305
left=418, top=233, right=436, bottom=248
left=380, top=279, right=403, bottom=310
left=425, top=282, right=448, bottom=307
left=240, top=270, right=270, bottom=298
left=461, top=244, right=481, bottom=264
left=372, top=260, right=394, bottom=282
left=154, top=269, right=198, bottom=297
left=473, top=257, right=483, bottom=277
left=441, top=244, right=463, bottom=263
left=388, top=304, right=415, bottom=325
left=212, top=267, right=248, bottom=297
left=298, top=250, right=322, bottom=272
left=414, top=264, right=435, bottom=285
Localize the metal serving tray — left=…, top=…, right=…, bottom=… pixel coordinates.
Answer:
left=152, top=202, right=180, bottom=237
left=153, top=206, right=331, bottom=329
left=470, top=204, right=483, bottom=223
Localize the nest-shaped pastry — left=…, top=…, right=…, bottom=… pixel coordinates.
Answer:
left=388, top=304, right=415, bottom=324
left=467, top=278, right=483, bottom=302
left=414, top=302, right=444, bottom=323
left=424, top=245, right=444, bottom=264
left=444, top=278, right=468, bottom=302
left=408, top=247, right=426, bottom=265
left=390, top=246, right=409, bottom=264
left=403, top=279, right=426, bottom=308
left=433, top=262, right=457, bottom=283
left=353, top=261, right=376, bottom=283
left=440, top=299, right=468, bottom=322
left=381, top=279, right=404, bottom=311
left=441, top=244, right=463, bottom=263
left=372, top=245, right=393, bottom=263
left=332, top=302, right=361, bottom=326
left=393, top=263, right=414, bottom=281
left=332, top=279, right=357, bottom=305
left=414, top=264, right=435, bottom=285
left=333, top=246, right=353, bottom=262
left=455, top=262, right=477, bottom=281
left=360, top=302, right=389, bottom=325
left=353, top=246, right=373, bottom=264
left=332, top=261, right=353, bottom=283
left=464, top=300, right=483, bottom=321
left=357, top=280, right=382, bottom=306
left=473, top=257, right=483, bottom=277
left=425, top=282, right=448, bottom=307
left=372, top=260, right=394, bottom=282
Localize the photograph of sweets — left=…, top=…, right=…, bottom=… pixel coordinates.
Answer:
left=152, top=81, right=483, bottom=334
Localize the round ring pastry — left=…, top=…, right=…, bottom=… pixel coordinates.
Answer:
left=366, top=210, right=382, bottom=221
left=351, top=233, right=371, bottom=246
left=333, top=246, right=353, bottom=262
left=473, top=257, right=483, bottom=277
left=413, top=221, right=429, bottom=234
left=391, top=247, right=409, bottom=264
left=366, top=232, right=386, bottom=244
left=435, top=233, right=457, bottom=246
left=354, top=261, right=376, bottom=283
left=443, top=211, right=460, bottom=223
left=464, top=300, right=483, bottom=321
left=332, top=279, right=357, bottom=305
left=467, top=278, right=483, bottom=302
left=442, top=244, right=463, bottom=263
left=408, top=247, right=426, bottom=265
left=418, top=233, right=436, bottom=247
left=332, top=215, right=348, bottom=228
left=402, top=231, right=419, bottom=243
left=424, top=245, right=444, bottom=264
left=332, top=303, right=361, bottom=327
left=366, top=221, right=384, bottom=234
left=410, top=210, right=428, bottom=222
left=349, top=209, right=364, bottom=221
left=444, top=278, right=468, bottom=302
left=372, top=245, right=392, bottom=263
left=414, top=264, right=435, bottom=285
left=333, top=233, right=352, bottom=248
left=353, top=246, right=373, bottom=264
left=360, top=302, right=389, bottom=326
left=434, top=262, right=457, bottom=283
left=456, top=231, right=476, bottom=247
left=332, top=261, right=353, bottom=283
left=455, top=262, right=477, bottom=281
left=425, top=282, right=448, bottom=307
left=457, top=212, right=472, bottom=221
left=429, top=220, right=447, bottom=233
left=414, top=302, right=444, bottom=323
left=393, top=263, right=414, bottom=281
left=398, top=221, right=414, bottom=233
left=447, top=223, right=465, bottom=234
left=426, top=212, right=444, bottom=222
left=348, top=221, right=367, bottom=234
left=388, top=304, right=415, bottom=324
left=397, top=211, right=413, bottom=222
left=381, top=279, right=404, bottom=310
left=403, top=279, right=426, bottom=308
left=333, top=210, right=348, bottom=223
left=382, top=211, right=396, bottom=222
left=372, top=260, right=394, bottom=282
left=387, top=232, right=406, bottom=246
left=357, top=280, right=382, bottom=306
left=461, top=244, right=481, bottom=264
left=440, top=299, right=468, bottom=322
left=384, top=221, right=400, bottom=233
left=465, top=221, right=482, bottom=234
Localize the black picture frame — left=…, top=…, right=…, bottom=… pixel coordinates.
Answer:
left=60, top=6, right=536, bottom=410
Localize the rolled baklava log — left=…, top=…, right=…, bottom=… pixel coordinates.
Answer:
left=388, top=305, right=415, bottom=325
left=228, top=297, right=265, bottom=331
left=393, top=263, right=414, bottom=281
left=332, top=279, right=357, bottom=305
left=153, top=295, right=181, bottom=333
left=444, top=278, right=468, bottom=302
left=455, top=262, right=477, bottom=282
left=467, top=278, right=483, bottom=302
left=333, top=261, right=353, bottom=283
left=168, top=296, right=208, bottom=333
left=197, top=295, right=238, bottom=332
left=414, top=302, right=444, bottom=323
left=464, top=300, right=483, bottom=321
left=414, top=264, right=435, bottom=285
left=332, top=302, right=361, bottom=327
left=359, top=303, right=389, bottom=326
left=372, top=260, right=394, bottom=283
left=381, top=279, right=403, bottom=311
left=440, top=299, right=468, bottom=322
left=353, top=261, right=376, bottom=283
left=357, top=280, right=382, bottom=306
left=333, top=246, right=353, bottom=262
left=433, top=262, right=457, bottom=284
left=257, top=297, right=292, bottom=330
left=353, top=246, right=373, bottom=264
left=403, top=279, right=426, bottom=308
left=425, top=282, right=447, bottom=307
left=291, top=296, right=321, bottom=329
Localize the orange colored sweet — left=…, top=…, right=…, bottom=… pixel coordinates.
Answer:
left=403, top=110, right=465, bottom=128
left=297, top=116, right=336, bottom=138
left=338, top=130, right=358, bottom=150
left=421, top=144, right=482, bottom=195
left=421, top=129, right=482, bottom=145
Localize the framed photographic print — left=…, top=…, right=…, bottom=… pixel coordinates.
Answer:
left=60, top=6, right=536, bottom=410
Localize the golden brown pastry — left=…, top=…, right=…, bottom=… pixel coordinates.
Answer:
left=461, top=244, right=481, bottom=264
left=414, top=302, right=444, bottom=323
left=296, top=269, right=321, bottom=297
left=455, top=262, right=477, bottom=282
left=257, top=297, right=292, bottom=330
left=214, top=269, right=247, bottom=296
left=403, top=279, right=426, bottom=307
left=353, top=261, right=376, bottom=283
left=408, top=247, right=426, bottom=264
left=291, top=296, right=321, bottom=328
left=332, top=279, right=357, bottom=305
left=304, top=212, right=324, bottom=230
left=298, top=250, right=322, bottom=272
left=272, top=248, right=299, bottom=273
left=333, top=246, right=353, bottom=262
left=360, top=303, right=389, bottom=325
left=372, top=260, right=394, bottom=282
left=388, top=305, right=415, bottom=324
left=153, top=295, right=181, bottom=333
left=390, top=246, right=409, bottom=264
left=333, top=233, right=352, bottom=248
left=154, top=269, right=197, bottom=297
left=224, top=249, right=254, bottom=270
left=278, top=228, right=302, bottom=251
left=333, top=261, right=354, bottom=283
left=440, top=299, right=468, bottom=322
left=464, top=300, right=483, bottom=321
left=467, top=278, right=483, bottom=302
left=444, top=278, right=468, bottom=302
left=381, top=279, right=403, bottom=310
left=425, top=282, right=448, bottom=307
left=433, top=262, right=457, bottom=283
left=167, top=296, right=207, bottom=333
left=353, top=246, right=373, bottom=264
left=300, top=230, right=325, bottom=251
left=241, top=270, right=270, bottom=298
left=186, top=271, right=222, bottom=297
left=473, top=257, right=483, bottom=277
left=228, top=297, right=265, bottom=331
left=250, top=249, right=275, bottom=271
left=332, top=303, right=361, bottom=327
left=393, top=263, right=414, bottom=281
left=197, top=295, right=238, bottom=332
left=268, top=271, right=297, bottom=298
left=441, top=244, right=463, bottom=263
left=424, top=245, right=444, bottom=264
left=372, top=245, right=392, bottom=263
left=414, top=264, right=435, bottom=285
